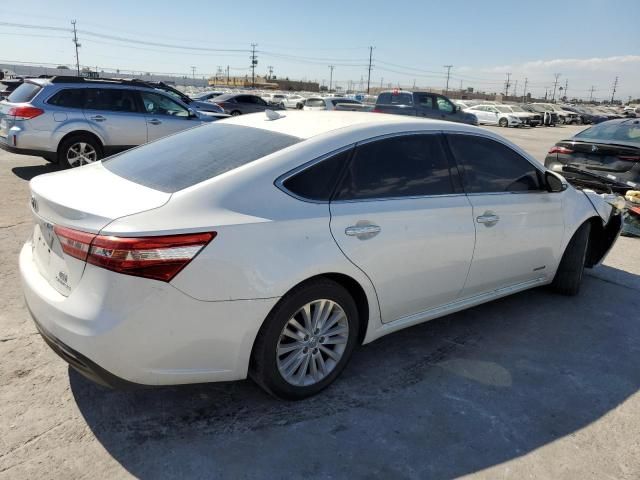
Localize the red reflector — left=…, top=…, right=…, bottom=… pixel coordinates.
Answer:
left=618, top=155, right=640, bottom=161
left=549, top=146, right=574, bottom=154
left=54, top=227, right=216, bottom=282
left=8, top=105, right=44, bottom=120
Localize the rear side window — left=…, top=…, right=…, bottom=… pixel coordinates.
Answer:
left=377, top=92, right=413, bottom=106
left=104, top=124, right=301, bottom=193
left=47, top=89, right=85, bottom=109
left=415, top=93, right=434, bottom=109
left=282, top=149, right=351, bottom=201
left=85, top=88, right=139, bottom=113
left=447, top=134, right=542, bottom=193
left=7, top=82, right=42, bottom=103
left=335, top=134, right=456, bottom=200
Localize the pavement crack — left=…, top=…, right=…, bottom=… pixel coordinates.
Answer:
left=0, top=221, right=29, bottom=229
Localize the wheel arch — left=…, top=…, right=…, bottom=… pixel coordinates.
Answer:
left=57, top=130, right=104, bottom=155
left=584, top=214, right=622, bottom=268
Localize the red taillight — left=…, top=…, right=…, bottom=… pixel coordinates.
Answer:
left=54, top=226, right=215, bottom=282
left=548, top=146, right=574, bottom=155
left=8, top=105, right=44, bottom=120
left=618, top=155, right=640, bottom=161
left=372, top=107, right=382, bottom=113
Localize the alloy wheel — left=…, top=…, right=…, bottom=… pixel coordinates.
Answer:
left=66, top=142, right=97, bottom=167
left=276, top=299, right=349, bottom=387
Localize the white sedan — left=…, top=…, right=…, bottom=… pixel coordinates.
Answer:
left=465, top=104, right=524, bottom=127
left=303, top=97, right=363, bottom=111
left=282, top=94, right=306, bottom=109
left=20, top=111, right=622, bottom=399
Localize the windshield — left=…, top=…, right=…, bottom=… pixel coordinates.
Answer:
left=104, top=123, right=302, bottom=192
left=575, top=121, right=640, bottom=144
left=509, top=106, right=524, bottom=112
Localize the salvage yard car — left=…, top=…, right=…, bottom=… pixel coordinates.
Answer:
left=374, top=90, right=478, bottom=125
left=464, top=104, right=524, bottom=127
left=20, top=111, right=622, bottom=400
left=0, top=76, right=228, bottom=167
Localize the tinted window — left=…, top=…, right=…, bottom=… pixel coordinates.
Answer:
left=140, top=91, right=188, bottom=117
left=306, top=98, right=326, bottom=107
left=7, top=82, right=42, bottom=102
left=235, top=95, right=252, bottom=103
left=47, top=88, right=85, bottom=109
left=104, top=124, right=301, bottom=193
left=282, top=149, right=351, bottom=201
left=335, top=134, right=455, bottom=200
left=85, top=88, right=139, bottom=113
left=331, top=99, right=360, bottom=106
left=377, top=92, right=413, bottom=106
left=575, top=121, right=640, bottom=143
left=415, top=93, right=434, bottom=109
left=447, top=134, right=542, bottom=193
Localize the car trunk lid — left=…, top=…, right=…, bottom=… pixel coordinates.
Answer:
left=29, top=162, right=171, bottom=296
left=559, top=140, right=640, bottom=173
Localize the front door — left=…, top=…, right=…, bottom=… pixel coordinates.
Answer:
left=140, top=91, right=198, bottom=142
left=445, top=133, right=565, bottom=297
left=329, top=133, right=475, bottom=323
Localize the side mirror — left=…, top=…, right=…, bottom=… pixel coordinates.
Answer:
left=545, top=171, right=567, bottom=192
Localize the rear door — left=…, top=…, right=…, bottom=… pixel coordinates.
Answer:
left=446, top=133, right=565, bottom=297
left=329, top=133, right=475, bottom=323
left=140, top=91, right=199, bottom=141
left=83, top=88, right=147, bottom=149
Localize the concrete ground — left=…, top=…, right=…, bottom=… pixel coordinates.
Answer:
left=1, top=124, right=639, bottom=479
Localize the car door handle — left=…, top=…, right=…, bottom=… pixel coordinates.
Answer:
left=476, top=212, right=500, bottom=227
left=345, top=224, right=381, bottom=239
left=90, top=115, right=106, bottom=122
left=147, top=119, right=162, bottom=125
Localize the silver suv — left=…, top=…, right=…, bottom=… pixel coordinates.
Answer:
left=0, top=76, right=226, bottom=167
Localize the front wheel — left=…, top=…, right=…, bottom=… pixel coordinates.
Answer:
left=230, top=110, right=241, bottom=116
left=551, top=222, right=590, bottom=295
left=250, top=279, right=359, bottom=399
left=498, top=117, right=509, bottom=127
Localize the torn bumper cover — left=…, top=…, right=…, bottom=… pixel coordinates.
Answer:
left=582, top=191, right=624, bottom=267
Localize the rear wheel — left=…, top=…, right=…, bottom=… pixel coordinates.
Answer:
left=230, top=110, right=241, bottom=116
left=58, top=134, right=103, bottom=168
left=250, top=278, right=359, bottom=399
left=498, top=117, right=509, bottom=127
left=551, top=222, right=591, bottom=296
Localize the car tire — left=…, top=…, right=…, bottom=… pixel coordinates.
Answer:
left=57, top=134, right=103, bottom=169
left=296, top=103, right=303, bottom=110
left=250, top=278, right=360, bottom=400
left=551, top=222, right=591, bottom=296
left=498, top=117, right=509, bottom=127
left=230, top=110, right=241, bottom=116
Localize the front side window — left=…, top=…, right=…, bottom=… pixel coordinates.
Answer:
left=282, top=149, right=351, bottom=201
left=47, top=88, right=85, bottom=109
left=436, top=96, right=454, bottom=113
left=84, top=88, right=140, bottom=113
left=447, top=134, right=542, bottom=193
left=140, top=91, right=189, bottom=117
left=335, top=134, right=456, bottom=200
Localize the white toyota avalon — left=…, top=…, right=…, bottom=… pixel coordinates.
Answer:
left=20, top=111, right=622, bottom=399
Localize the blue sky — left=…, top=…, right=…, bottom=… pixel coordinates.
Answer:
left=1, top=0, right=639, bottom=100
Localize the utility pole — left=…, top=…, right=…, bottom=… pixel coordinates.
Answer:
left=250, top=43, right=258, bottom=88
left=522, top=77, right=528, bottom=102
left=459, top=79, right=463, bottom=91
left=191, top=66, right=196, bottom=83
left=551, top=73, right=561, bottom=102
left=611, top=76, right=618, bottom=103
left=267, top=65, right=273, bottom=80
left=589, top=85, right=595, bottom=102
left=71, top=20, right=81, bottom=77
left=443, top=65, right=453, bottom=95
left=513, top=79, right=518, bottom=97
left=366, top=46, right=374, bottom=94
left=504, top=72, right=511, bottom=97
left=563, top=79, right=568, bottom=101
left=328, top=65, right=335, bottom=92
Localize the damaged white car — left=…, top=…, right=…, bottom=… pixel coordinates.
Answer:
left=20, top=112, right=623, bottom=399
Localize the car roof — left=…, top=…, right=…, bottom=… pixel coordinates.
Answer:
left=220, top=110, right=477, bottom=140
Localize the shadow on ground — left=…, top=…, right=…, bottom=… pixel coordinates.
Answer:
left=12, top=163, right=61, bottom=181
left=70, top=267, right=640, bottom=479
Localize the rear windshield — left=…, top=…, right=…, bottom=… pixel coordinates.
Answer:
left=575, top=121, right=640, bottom=144
left=7, top=82, right=42, bottom=103
left=103, top=123, right=302, bottom=192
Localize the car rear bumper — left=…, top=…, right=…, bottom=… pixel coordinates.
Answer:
left=20, top=240, right=279, bottom=387
left=0, top=125, right=56, bottom=158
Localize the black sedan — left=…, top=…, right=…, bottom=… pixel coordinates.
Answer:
left=545, top=119, right=640, bottom=193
